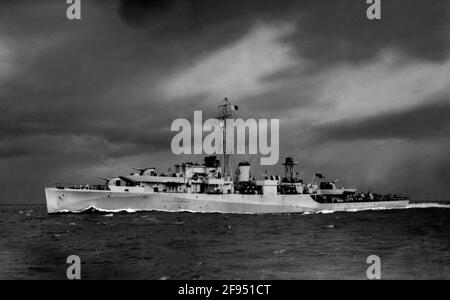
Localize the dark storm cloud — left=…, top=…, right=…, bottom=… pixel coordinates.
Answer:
left=118, top=0, right=449, bottom=65
left=0, top=0, right=449, bottom=203
left=293, top=0, right=449, bottom=64
left=312, top=100, right=450, bottom=142
left=0, top=94, right=207, bottom=159
left=118, top=0, right=296, bottom=30
left=1, top=0, right=447, bottom=158
left=0, top=0, right=211, bottom=162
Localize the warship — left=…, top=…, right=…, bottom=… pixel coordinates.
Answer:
left=45, top=99, right=409, bottom=214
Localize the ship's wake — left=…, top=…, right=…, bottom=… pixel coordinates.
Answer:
left=406, top=202, right=450, bottom=209
left=313, top=202, right=450, bottom=215
left=58, top=203, right=450, bottom=215
left=59, top=206, right=140, bottom=214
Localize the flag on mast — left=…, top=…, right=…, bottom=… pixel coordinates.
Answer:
left=223, top=98, right=238, bottom=110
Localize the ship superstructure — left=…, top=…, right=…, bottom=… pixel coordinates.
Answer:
left=45, top=99, right=409, bottom=214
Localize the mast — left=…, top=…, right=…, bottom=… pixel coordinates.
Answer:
left=217, top=98, right=235, bottom=179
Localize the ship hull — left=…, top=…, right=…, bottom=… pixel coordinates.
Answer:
left=45, top=188, right=409, bottom=214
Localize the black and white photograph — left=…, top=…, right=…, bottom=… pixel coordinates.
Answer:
left=0, top=0, right=449, bottom=284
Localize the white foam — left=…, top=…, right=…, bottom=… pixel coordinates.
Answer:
left=317, top=210, right=335, bottom=214
left=56, top=202, right=450, bottom=215
left=314, top=202, right=450, bottom=215
left=59, top=206, right=139, bottom=214
left=406, top=203, right=450, bottom=209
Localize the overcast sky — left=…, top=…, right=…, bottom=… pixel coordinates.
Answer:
left=0, top=0, right=449, bottom=203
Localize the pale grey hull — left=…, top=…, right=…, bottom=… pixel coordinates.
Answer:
left=45, top=188, right=409, bottom=214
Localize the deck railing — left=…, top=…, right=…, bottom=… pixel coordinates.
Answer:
left=54, top=183, right=109, bottom=190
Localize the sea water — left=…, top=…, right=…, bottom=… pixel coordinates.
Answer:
left=0, top=203, right=448, bottom=279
